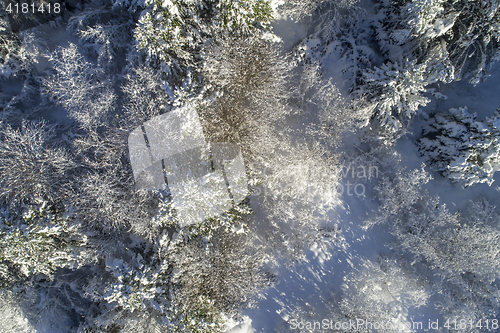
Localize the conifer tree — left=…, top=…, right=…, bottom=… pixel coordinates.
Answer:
left=418, top=106, right=500, bottom=187
left=0, top=203, right=91, bottom=287
left=354, top=60, right=430, bottom=136
left=134, top=0, right=273, bottom=79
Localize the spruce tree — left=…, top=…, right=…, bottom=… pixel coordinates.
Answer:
left=418, top=106, right=500, bottom=187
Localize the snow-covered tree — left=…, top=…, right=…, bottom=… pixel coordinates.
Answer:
left=338, top=256, right=429, bottom=333
left=369, top=167, right=500, bottom=282
left=353, top=60, right=430, bottom=136
left=0, top=15, right=47, bottom=79
left=200, top=37, right=345, bottom=261
left=44, top=42, right=133, bottom=170
left=134, top=0, right=273, bottom=79
left=404, top=0, right=448, bottom=40
left=366, top=166, right=460, bottom=266
left=169, top=226, right=267, bottom=321
left=69, top=171, right=160, bottom=234
left=435, top=277, right=500, bottom=333
left=374, top=0, right=500, bottom=85
left=0, top=17, right=26, bottom=78
left=43, top=43, right=116, bottom=131
left=121, top=64, right=169, bottom=125
left=249, top=137, right=342, bottom=263
left=0, top=121, right=74, bottom=206
left=368, top=165, right=500, bottom=328
left=428, top=197, right=500, bottom=332
left=292, top=0, right=368, bottom=90
left=277, top=255, right=429, bottom=333
left=0, top=26, right=47, bottom=125
left=73, top=249, right=169, bottom=332
left=80, top=221, right=263, bottom=331
left=104, top=254, right=168, bottom=313
left=298, top=63, right=370, bottom=146
left=159, top=196, right=253, bottom=240
left=81, top=308, right=165, bottom=333
left=0, top=203, right=92, bottom=287
left=418, top=106, right=500, bottom=187
left=69, top=171, right=133, bottom=231
left=69, top=6, right=135, bottom=72
left=276, top=0, right=361, bottom=22
left=0, top=15, right=20, bottom=75
left=296, top=0, right=499, bottom=144
left=200, top=35, right=292, bottom=147
left=277, top=0, right=321, bottom=20
left=445, top=0, right=500, bottom=84
left=422, top=41, right=455, bottom=84
left=433, top=198, right=500, bottom=283
left=375, top=0, right=455, bottom=83
left=372, top=0, right=445, bottom=61
left=40, top=40, right=166, bottom=237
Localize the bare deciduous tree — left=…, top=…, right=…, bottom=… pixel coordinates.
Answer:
left=200, top=35, right=292, bottom=147
left=121, top=64, right=168, bottom=125
left=43, top=43, right=116, bottom=131
left=0, top=121, right=74, bottom=206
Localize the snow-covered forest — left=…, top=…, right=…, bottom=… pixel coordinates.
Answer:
left=1, top=0, right=500, bottom=332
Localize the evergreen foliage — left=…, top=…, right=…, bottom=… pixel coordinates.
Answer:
left=354, top=60, right=431, bottom=135
left=134, top=0, right=273, bottom=78
left=169, top=226, right=266, bottom=326
left=418, top=106, right=500, bottom=187
left=375, top=0, right=500, bottom=84
left=0, top=203, right=91, bottom=287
